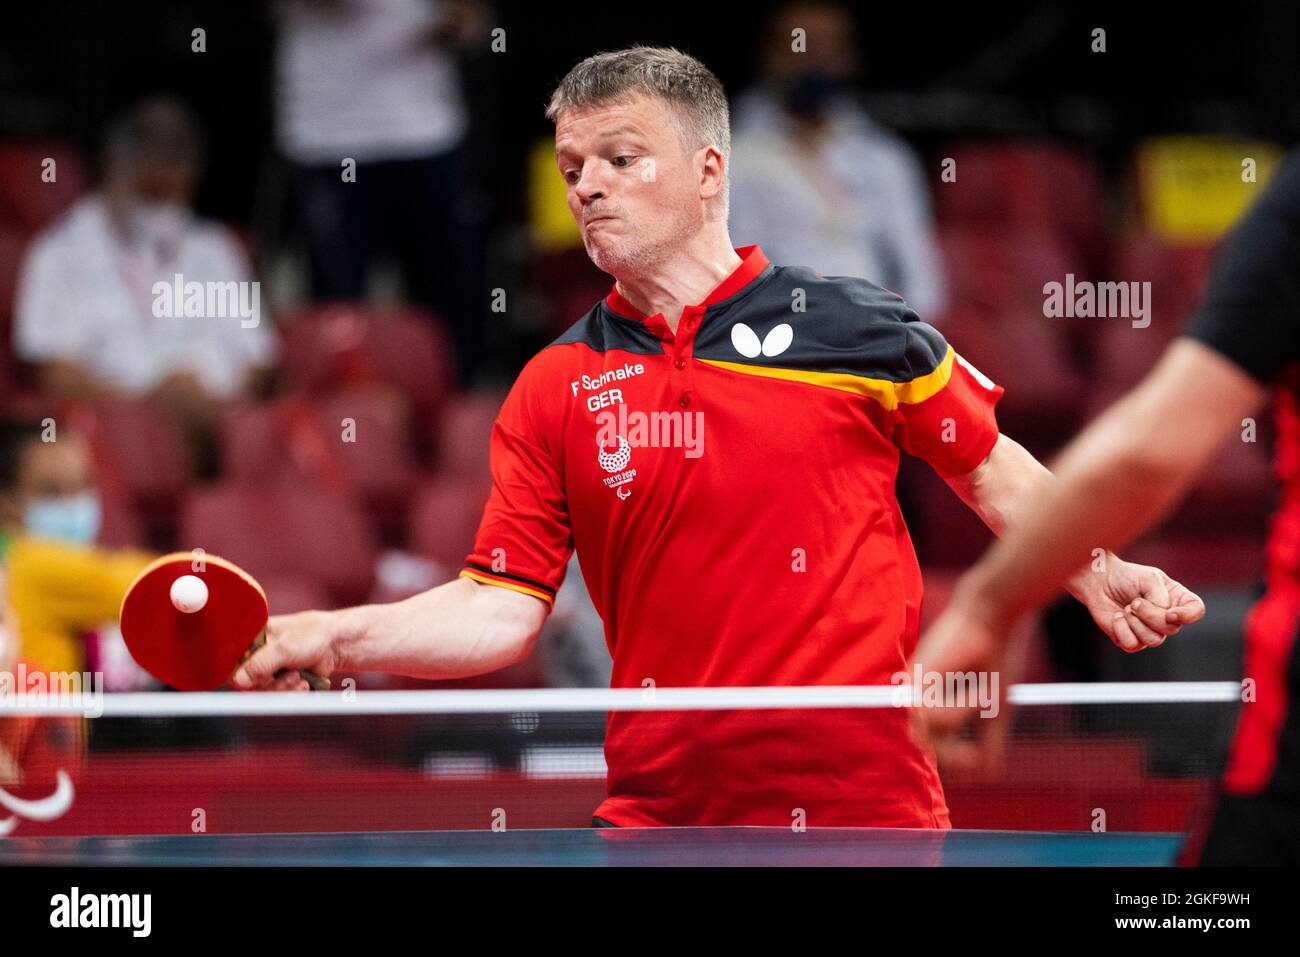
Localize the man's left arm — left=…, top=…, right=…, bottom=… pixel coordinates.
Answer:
left=942, top=431, right=1204, bottom=651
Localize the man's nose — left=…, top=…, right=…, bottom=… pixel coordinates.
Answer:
left=574, top=164, right=608, bottom=204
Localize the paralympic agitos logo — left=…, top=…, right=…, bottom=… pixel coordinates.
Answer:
left=0, top=770, right=76, bottom=835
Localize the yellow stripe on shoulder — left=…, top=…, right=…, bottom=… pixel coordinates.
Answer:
left=459, top=569, right=555, bottom=605
left=698, top=346, right=954, bottom=411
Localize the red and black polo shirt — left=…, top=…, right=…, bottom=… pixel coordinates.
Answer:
left=463, top=244, right=1004, bottom=826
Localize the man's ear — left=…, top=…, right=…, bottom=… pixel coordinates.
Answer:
left=698, top=145, right=728, bottom=223
left=697, top=144, right=726, bottom=201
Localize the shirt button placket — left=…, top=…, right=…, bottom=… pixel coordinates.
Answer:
left=672, top=306, right=702, bottom=412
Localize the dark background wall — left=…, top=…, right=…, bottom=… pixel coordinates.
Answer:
left=4, top=1, right=1295, bottom=228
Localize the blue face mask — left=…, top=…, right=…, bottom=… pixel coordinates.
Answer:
left=24, top=492, right=102, bottom=546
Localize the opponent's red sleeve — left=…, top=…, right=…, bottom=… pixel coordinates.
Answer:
left=461, top=354, right=573, bottom=606
left=891, top=331, right=1004, bottom=477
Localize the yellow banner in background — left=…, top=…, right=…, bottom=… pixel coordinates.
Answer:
left=1137, top=136, right=1282, bottom=243
left=528, top=137, right=584, bottom=253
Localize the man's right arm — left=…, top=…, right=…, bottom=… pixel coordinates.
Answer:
left=235, top=577, right=549, bottom=689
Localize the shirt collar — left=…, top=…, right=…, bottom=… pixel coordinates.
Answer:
left=604, top=245, right=770, bottom=326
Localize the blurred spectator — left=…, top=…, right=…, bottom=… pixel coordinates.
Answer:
left=274, top=0, right=489, bottom=383
left=0, top=419, right=152, bottom=679
left=11, top=97, right=276, bottom=465
left=728, top=1, right=946, bottom=317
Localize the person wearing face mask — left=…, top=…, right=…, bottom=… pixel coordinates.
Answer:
left=11, top=97, right=279, bottom=474
left=0, top=419, right=152, bottom=679
left=0, top=427, right=97, bottom=818
left=728, top=1, right=946, bottom=320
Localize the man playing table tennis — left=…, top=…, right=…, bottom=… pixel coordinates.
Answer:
left=240, top=46, right=1202, bottom=827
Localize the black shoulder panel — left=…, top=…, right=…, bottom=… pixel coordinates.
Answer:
left=693, top=266, right=950, bottom=383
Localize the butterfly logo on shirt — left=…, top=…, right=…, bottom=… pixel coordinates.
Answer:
left=731, top=322, right=794, bottom=359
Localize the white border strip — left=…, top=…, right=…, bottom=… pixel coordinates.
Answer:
left=0, top=681, right=1241, bottom=717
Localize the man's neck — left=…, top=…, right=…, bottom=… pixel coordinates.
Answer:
left=614, top=232, right=743, bottom=335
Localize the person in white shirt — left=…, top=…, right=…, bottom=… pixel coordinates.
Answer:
left=728, top=1, right=947, bottom=319
left=13, top=97, right=278, bottom=431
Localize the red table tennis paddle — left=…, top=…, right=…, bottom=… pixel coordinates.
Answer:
left=119, top=551, right=329, bottom=691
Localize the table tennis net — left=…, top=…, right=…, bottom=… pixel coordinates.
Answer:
left=0, top=683, right=1238, bottom=836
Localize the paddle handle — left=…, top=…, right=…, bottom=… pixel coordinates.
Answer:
left=244, top=631, right=331, bottom=691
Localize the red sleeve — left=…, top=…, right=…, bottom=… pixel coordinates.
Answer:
left=461, top=354, right=573, bottom=606
left=892, top=347, right=1004, bottom=477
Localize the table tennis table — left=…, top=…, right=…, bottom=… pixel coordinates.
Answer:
left=0, top=827, right=1183, bottom=866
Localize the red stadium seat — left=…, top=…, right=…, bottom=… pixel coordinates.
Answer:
left=409, top=474, right=493, bottom=571
left=218, top=400, right=292, bottom=485
left=1089, top=235, right=1218, bottom=394
left=320, top=388, right=419, bottom=499
left=936, top=311, right=1086, bottom=456
left=0, top=141, right=86, bottom=234
left=73, top=397, right=192, bottom=504
left=220, top=395, right=358, bottom=495
left=935, top=225, right=1092, bottom=450
left=256, top=572, right=333, bottom=615
left=179, top=482, right=379, bottom=606
left=96, top=490, right=146, bottom=550
left=435, top=389, right=506, bottom=482
left=935, top=141, right=1105, bottom=257
left=366, top=306, right=458, bottom=410
left=1117, top=235, right=1217, bottom=320
left=279, top=302, right=457, bottom=433
left=938, top=224, right=1083, bottom=315
left=1122, top=533, right=1264, bottom=589
left=1081, top=235, right=1266, bottom=530
left=220, top=390, right=419, bottom=534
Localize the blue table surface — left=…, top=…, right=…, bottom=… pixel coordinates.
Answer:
left=0, top=827, right=1183, bottom=866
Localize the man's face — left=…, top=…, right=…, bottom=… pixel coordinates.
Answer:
left=555, top=94, right=709, bottom=277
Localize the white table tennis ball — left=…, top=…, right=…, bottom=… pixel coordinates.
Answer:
left=170, top=574, right=209, bottom=613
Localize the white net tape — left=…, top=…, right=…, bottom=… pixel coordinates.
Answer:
left=0, top=681, right=1242, bottom=717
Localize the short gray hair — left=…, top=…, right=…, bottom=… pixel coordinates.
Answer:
left=545, top=46, right=730, bottom=207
